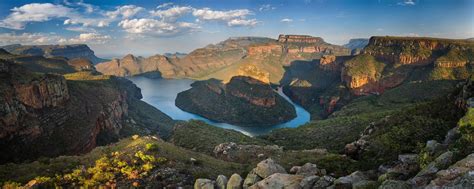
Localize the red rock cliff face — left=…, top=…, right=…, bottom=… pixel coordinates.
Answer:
left=0, top=60, right=139, bottom=163
left=248, top=44, right=283, bottom=56
left=278, top=35, right=324, bottom=43
left=364, top=36, right=472, bottom=65
left=13, top=75, right=69, bottom=109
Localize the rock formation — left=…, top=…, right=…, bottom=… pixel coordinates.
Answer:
left=0, top=55, right=174, bottom=163
left=175, top=76, right=296, bottom=126
left=1, top=44, right=106, bottom=64
left=341, top=36, right=474, bottom=95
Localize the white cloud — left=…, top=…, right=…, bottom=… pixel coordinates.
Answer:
left=281, top=18, right=293, bottom=23
left=0, top=3, right=72, bottom=29
left=65, top=26, right=97, bottom=33
left=192, top=8, right=257, bottom=27
left=259, top=4, right=276, bottom=12
left=398, top=0, right=416, bottom=6
left=0, top=33, right=63, bottom=45
left=68, top=33, right=111, bottom=44
left=157, top=3, right=174, bottom=9
left=227, top=19, right=258, bottom=27
left=118, top=18, right=199, bottom=37
left=150, top=6, right=193, bottom=22
left=106, top=5, right=144, bottom=19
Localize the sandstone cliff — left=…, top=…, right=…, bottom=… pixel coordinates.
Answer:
left=175, top=76, right=296, bottom=126
left=342, top=37, right=474, bottom=95
left=1, top=44, right=106, bottom=64
left=0, top=56, right=174, bottom=163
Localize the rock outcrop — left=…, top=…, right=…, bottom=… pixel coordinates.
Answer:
left=1, top=44, right=105, bottom=64
left=0, top=56, right=173, bottom=163
left=342, top=36, right=474, bottom=95
left=175, top=76, right=296, bottom=126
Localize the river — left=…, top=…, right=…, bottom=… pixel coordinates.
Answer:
left=128, top=76, right=310, bottom=136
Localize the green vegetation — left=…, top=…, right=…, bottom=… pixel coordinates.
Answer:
left=359, top=96, right=463, bottom=168
left=170, top=120, right=268, bottom=154
left=430, top=67, right=472, bottom=80
left=64, top=71, right=112, bottom=80
left=344, top=54, right=385, bottom=79
left=0, top=136, right=246, bottom=188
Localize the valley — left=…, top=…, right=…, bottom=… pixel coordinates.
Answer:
left=0, top=1, right=473, bottom=187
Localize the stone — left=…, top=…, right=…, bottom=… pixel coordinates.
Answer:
left=409, top=151, right=454, bottom=187
left=227, top=174, right=243, bottom=189
left=333, top=171, right=368, bottom=189
left=296, top=163, right=322, bottom=176
left=194, top=179, right=215, bottom=189
left=216, top=175, right=228, bottom=189
left=243, top=169, right=262, bottom=189
left=352, top=180, right=378, bottom=189
left=443, top=127, right=461, bottom=145
left=289, top=166, right=301, bottom=174
left=255, top=158, right=287, bottom=178
left=426, top=153, right=474, bottom=188
left=378, top=180, right=410, bottom=189
left=249, top=173, right=304, bottom=189
left=312, top=175, right=335, bottom=189
left=299, top=175, right=318, bottom=189
left=425, top=140, right=445, bottom=155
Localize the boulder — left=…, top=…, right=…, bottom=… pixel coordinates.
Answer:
left=409, top=151, right=454, bottom=187
left=378, top=154, right=419, bottom=180
left=425, top=140, right=445, bottom=155
left=216, top=175, right=228, bottom=189
left=296, top=163, right=323, bottom=176
left=289, top=166, right=301, bottom=174
left=249, top=173, right=304, bottom=189
left=333, top=171, right=368, bottom=189
left=195, top=179, right=215, bottom=189
left=427, top=153, right=474, bottom=188
left=299, top=175, right=318, bottom=189
left=255, top=158, right=287, bottom=178
left=352, top=180, right=378, bottom=189
left=379, top=180, right=410, bottom=189
left=227, top=174, right=243, bottom=189
left=243, top=169, right=262, bottom=188
left=442, top=127, right=461, bottom=145
left=313, top=175, right=335, bottom=189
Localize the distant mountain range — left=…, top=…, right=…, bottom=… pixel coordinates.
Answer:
left=0, top=44, right=107, bottom=64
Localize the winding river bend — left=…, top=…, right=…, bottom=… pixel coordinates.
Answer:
left=128, top=76, right=310, bottom=136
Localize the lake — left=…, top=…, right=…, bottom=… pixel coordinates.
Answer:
left=128, top=76, right=310, bottom=136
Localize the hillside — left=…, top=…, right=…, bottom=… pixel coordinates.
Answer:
left=0, top=52, right=174, bottom=163
left=1, top=44, right=106, bottom=64
left=175, top=76, right=296, bottom=126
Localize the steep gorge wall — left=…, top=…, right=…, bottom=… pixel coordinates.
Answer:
left=0, top=60, right=140, bottom=163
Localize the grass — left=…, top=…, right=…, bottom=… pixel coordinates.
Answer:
left=0, top=136, right=246, bottom=187
left=170, top=120, right=268, bottom=155
left=344, top=54, right=385, bottom=79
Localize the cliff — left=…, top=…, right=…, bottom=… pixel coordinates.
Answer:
left=175, top=76, right=296, bottom=126
left=1, top=44, right=106, bottom=64
left=96, top=37, right=274, bottom=78
left=342, top=37, right=474, bottom=95
left=0, top=57, right=174, bottom=163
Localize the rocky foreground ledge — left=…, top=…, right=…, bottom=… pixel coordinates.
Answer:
left=176, top=76, right=296, bottom=126
left=194, top=153, right=473, bottom=189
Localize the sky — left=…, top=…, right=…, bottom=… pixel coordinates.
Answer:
left=0, top=0, right=473, bottom=57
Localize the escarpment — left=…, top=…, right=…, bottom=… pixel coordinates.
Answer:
left=175, top=76, right=296, bottom=126
left=0, top=56, right=173, bottom=163
left=342, top=37, right=474, bottom=95
left=0, top=44, right=105, bottom=64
